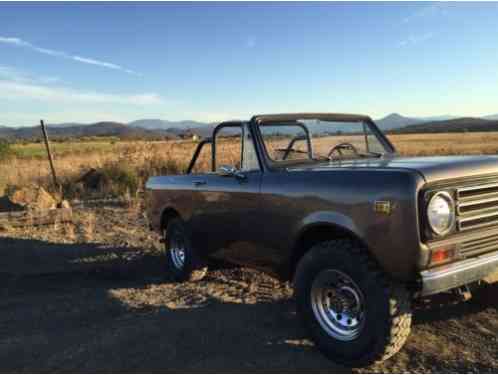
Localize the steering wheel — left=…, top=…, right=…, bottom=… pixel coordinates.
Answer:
left=328, top=142, right=359, bottom=159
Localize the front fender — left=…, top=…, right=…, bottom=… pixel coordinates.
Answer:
left=295, top=211, right=364, bottom=242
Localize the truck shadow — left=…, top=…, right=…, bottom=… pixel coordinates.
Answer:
left=0, top=237, right=496, bottom=373
left=0, top=237, right=340, bottom=372
left=413, top=282, right=498, bottom=325
left=0, top=236, right=165, bottom=282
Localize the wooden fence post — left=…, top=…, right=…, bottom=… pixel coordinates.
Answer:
left=40, top=120, right=60, bottom=191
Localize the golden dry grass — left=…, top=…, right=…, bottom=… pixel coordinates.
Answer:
left=2, top=132, right=498, bottom=198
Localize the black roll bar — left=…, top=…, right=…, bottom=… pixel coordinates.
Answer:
left=186, top=137, right=212, bottom=174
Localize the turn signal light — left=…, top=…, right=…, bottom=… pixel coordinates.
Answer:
left=430, top=247, right=455, bottom=266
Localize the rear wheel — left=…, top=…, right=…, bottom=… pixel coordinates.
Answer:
left=164, top=218, right=207, bottom=282
left=294, top=239, right=412, bottom=367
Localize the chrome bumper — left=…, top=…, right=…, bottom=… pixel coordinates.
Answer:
left=420, top=251, right=498, bottom=296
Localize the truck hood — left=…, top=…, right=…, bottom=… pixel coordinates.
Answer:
left=288, top=155, right=498, bottom=183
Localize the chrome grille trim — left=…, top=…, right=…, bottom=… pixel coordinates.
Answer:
left=460, top=232, right=498, bottom=257
left=456, top=182, right=498, bottom=232
left=458, top=195, right=498, bottom=209
left=458, top=192, right=498, bottom=204
left=457, top=182, right=498, bottom=192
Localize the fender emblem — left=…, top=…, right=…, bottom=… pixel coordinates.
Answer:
left=374, top=201, right=392, bottom=215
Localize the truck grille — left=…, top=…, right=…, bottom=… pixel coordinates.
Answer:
left=460, top=232, right=498, bottom=257
left=457, top=183, right=498, bottom=231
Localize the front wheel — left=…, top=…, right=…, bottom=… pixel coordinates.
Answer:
left=294, top=239, right=412, bottom=367
left=164, top=218, right=207, bottom=282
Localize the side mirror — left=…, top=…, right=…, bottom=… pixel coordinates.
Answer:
left=218, top=165, right=237, bottom=176
left=218, top=165, right=246, bottom=180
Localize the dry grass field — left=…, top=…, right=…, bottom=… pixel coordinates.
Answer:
left=0, top=131, right=497, bottom=372
left=3, top=132, right=498, bottom=198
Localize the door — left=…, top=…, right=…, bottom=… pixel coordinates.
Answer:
left=189, top=123, right=263, bottom=264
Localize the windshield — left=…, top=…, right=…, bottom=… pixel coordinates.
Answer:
left=258, top=119, right=390, bottom=164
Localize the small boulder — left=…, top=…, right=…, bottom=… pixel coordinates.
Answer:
left=8, top=186, right=57, bottom=211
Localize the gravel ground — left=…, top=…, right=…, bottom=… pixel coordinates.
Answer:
left=0, top=203, right=497, bottom=373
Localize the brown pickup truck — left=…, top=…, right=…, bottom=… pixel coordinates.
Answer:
left=145, top=113, right=498, bottom=366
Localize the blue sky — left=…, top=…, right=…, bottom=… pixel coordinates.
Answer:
left=1, top=2, right=498, bottom=126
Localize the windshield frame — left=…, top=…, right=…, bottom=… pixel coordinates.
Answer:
left=251, top=114, right=396, bottom=170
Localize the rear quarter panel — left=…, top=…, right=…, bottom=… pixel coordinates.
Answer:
left=145, top=175, right=200, bottom=231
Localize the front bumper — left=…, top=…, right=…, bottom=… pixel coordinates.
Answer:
left=420, top=251, right=498, bottom=296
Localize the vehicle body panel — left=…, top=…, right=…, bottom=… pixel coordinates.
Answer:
left=145, top=113, right=498, bottom=291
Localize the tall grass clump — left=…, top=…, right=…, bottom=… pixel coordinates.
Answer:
left=0, top=141, right=13, bottom=161
left=100, top=162, right=140, bottom=197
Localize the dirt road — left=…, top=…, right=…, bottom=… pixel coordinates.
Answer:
left=0, top=204, right=497, bottom=373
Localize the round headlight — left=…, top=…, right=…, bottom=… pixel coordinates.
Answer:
left=427, top=192, right=455, bottom=236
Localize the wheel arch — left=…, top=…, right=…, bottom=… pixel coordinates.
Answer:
left=288, top=220, right=371, bottom=282
left=160, top=206, right=181, bottom=232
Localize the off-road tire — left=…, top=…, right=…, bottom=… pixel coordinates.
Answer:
left=164, top=218, right=207, bottom=282
left=294, top=239, right=412, bottom=367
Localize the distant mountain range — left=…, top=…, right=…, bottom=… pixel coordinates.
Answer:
left=128, top=119, right=212, bottom=130
left=0, top=122, right=160, bottom=140
left=374, top=113, right=460, bottom=131
left=1, top=113, right=498, bottom=140
left=484, top=114, right=498, bottom=120
left=390, top=117, right=498, bottom=134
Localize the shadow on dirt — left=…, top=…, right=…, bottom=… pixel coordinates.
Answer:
left=0, top=237, right=336, bottom=372
left=413, top=282, right=498, bottom=325
left=0, top=236, right=164, bottom=280
left=0, top=237, right=497, bottom=373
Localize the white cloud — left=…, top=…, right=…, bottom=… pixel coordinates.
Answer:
left=0, top=65, right=29, bottom=82
left=0, top=80, right=163, bottom=106
left=0, top=36, right=29, bottom=46
left=398, top=32, right=434, bottom=48
left=0, top=36, right=140, bottom=76
left=0, top=65, right=60, bottom=84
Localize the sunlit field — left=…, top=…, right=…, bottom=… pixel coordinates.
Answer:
left=2, top=132, right=498, bottom=198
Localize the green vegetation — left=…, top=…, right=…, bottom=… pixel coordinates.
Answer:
left=100, top=162, right=140, bottom=197
left=11, top=140, right=117, bottom=159
left=0, top=141, right=13, bottom=161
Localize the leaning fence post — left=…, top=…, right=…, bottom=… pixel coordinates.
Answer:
left=40, top=120, right=60, bottom=192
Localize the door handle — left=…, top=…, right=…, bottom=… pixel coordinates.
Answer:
left=192, top=180, right=207, bottom=187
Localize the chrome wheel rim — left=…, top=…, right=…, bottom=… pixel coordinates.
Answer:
left=169, top=236, right=186, bottom=270
left=310, top=269, right=365, bottom=341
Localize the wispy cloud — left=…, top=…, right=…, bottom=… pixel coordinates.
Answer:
left=0, top=79, right=163, bottom=106
left=401, top=4, right=448, bottom=24
left=0, top=36, right=140, bottom=76
left=397, top=32, right=434, bottom=48
left=0, top=65, right=60, bottom=84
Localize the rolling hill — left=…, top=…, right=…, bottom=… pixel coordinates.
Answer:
left=2, top=113, right=498, bottom=141
left=128, top=119, right=210, bottom=130
left=0, top=122, right=160, bottom=140
left=374, top=113, right=457, bottom=131
left=375, top=113, right=421, bottom=130
left=392, top=117, right=498, bottom=134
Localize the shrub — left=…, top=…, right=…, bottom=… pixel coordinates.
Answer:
left=0, top=141, right=13, bottom=161
left=100, top=162, right=140, bottom=197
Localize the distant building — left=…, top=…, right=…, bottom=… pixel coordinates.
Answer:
left=178, top=130, right=202, bottom=141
